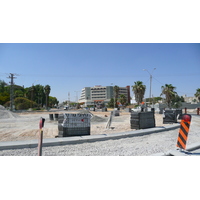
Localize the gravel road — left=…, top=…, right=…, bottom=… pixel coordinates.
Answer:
left=0, top=115, right=199, bottom=156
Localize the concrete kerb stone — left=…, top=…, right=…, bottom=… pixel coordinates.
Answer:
left=0, top=124, right=180, bottom=150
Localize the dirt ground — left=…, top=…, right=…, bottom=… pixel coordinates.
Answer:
left=0, top=109, right=175, bottom=142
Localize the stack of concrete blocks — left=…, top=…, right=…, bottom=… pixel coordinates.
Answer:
left=125, top=108, right=132, bottom=112
left=113, top=108, right=120, bottom=116
left=139, top=111, right=155, bottom=129
left=102, top=108, right=107, bottom=112
left=49, top=113, right=59, bottom=121
left=58, top=114, right=65, bottom=137
left=130, top=111, right=155, bottom=130
left=163, top=109, right=182, bottom=124
left=130, top=112, right=139, bottom=129
left=58, top=113, right=91, bottom=137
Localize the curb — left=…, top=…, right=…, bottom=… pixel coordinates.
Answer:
left=0, top=124, right=180, bottom=150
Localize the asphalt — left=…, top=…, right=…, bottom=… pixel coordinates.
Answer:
left=0, top=124, right=180, bottom=150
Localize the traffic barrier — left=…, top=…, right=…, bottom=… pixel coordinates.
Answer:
left=176, top=114, right=192, bottom=150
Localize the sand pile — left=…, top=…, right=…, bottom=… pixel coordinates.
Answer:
left=0, top=105, right=20, bottom=119
left=78, top=109, right=93, bottom=116
left=91, top=115, right=108, bottom=122
left=77, top=109, right=107, bottom=122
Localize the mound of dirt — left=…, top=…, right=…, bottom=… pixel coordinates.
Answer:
left=78, top=109, right=93, bottom=115
left=0, top=105, right=6, bottom=110
left=91, top=115, right=108, bottom=123
left=0, top=105, right=20, bottom=119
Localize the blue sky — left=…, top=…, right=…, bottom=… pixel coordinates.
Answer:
left=0, top=43, right=199, bottom=102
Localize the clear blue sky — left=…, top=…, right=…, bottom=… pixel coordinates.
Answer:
left=0, top=43, right=199, bottom=102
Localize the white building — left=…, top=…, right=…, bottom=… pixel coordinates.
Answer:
left=79, top=85, right=131, bottom=107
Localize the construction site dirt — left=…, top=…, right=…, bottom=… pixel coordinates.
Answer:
left=0, top=107, right=177, bottom=142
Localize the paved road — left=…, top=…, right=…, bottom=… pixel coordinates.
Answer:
left=0, top=115, right=199, bottom=156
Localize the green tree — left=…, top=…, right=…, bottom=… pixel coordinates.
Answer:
left=0, top=94, right=10, bottom=106
left=14, top=85, right=26, bottom=98
left=49, top=96, right=59, bottom=108
left=44, top=85, right=51, bottom=109
left=118, top=94, right=127, bottom=106
left=171, top=94, right=183, bottom=108
left=113, top=85, right=119, bottom=108
left=195, top=88, right=200, bottom=102
left=0, top=80, right=8, bottom=93
left=0, top=80, right=10, bottom=105
left=14, top=97, right=37, bottom=110
left=132, top=81, right=146, bottom=105
left=34, top=84, right=45, bottom=107
left=161, top=84, right=177, bottom=108
left=108, top=98, right=114, bottom=108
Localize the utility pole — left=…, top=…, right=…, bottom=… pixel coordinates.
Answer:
left=7, top=73, right=17, bottom=111
left=68, top=92, right=70, bottom=104
left=143, top=68, right=156, bottom=106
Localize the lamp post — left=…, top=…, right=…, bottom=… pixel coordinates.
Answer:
left=143, top=68, right=156, bottom=106
left=111, top=83, right=115, bottom=109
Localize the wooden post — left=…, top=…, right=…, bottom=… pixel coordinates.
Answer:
left=38, top=130, right=43, bottom=156
left=38, top=118, right=45, bottom=156
left=197, top=108, right=200, bottom=115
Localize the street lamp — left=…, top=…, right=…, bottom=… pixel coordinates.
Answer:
left=143, top=68, right=156, bottom=106
left=74, top=91, right=79, bottom=103
left=111, top=83, right=115, bottom=109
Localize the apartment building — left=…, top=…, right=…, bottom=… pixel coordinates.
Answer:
left=79, top=85, right=130, bottom=107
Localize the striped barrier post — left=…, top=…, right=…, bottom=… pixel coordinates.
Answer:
left=176, top=114, right=192, bottom=150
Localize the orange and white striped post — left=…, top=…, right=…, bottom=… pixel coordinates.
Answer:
left=176, top=114, right=192, bottom=150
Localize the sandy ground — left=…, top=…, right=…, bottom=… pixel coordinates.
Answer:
left=0, top=109, right=176, bottom=142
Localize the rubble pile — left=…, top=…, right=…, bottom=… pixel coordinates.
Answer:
left=0, top=105, right=20, bottom=119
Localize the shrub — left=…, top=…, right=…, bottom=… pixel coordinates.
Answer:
left=14, top=97, right=38, bottom=110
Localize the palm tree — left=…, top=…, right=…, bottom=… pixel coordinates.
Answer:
left=113, top=85, right=119, bottom=108
left=44, top=85, right=51, bottom=110
left=132, top=81, right=146, bottom=105
left=195, top=88, right=200, bottom=102
left=118, top=94, right=127, bottom=106
left=161, top=84, right=177, bottom=108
